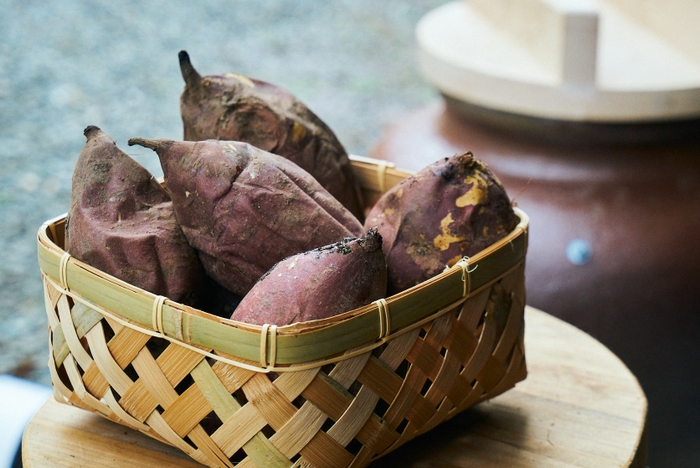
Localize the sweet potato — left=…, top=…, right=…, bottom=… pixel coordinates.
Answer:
left=66, top=126, right=205, bottom=303
left=178, top=50, right=365, bottom=221
left=364, top=152, right=518, bottom=294
left=230, top=228, right=386, bottom=326
left=127, top=137, right=364, bottom=296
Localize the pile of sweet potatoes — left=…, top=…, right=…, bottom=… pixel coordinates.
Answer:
left=65, top=51, right=518, bottom=327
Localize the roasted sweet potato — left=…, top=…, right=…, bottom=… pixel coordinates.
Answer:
left=178, top=50, right=365, bottom=221
left=66, top=126, right=205, bottom=303
left=127, top=137, right=364, bottom=296
left=230, top=228, right=386, bottom=326
left=364, top=152, right=518, bottom=294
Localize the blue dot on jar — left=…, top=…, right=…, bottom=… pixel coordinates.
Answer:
left=566, top=239, right=592, bottom=265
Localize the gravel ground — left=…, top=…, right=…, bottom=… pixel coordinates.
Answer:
left=0, top=0, right=448, bottom=385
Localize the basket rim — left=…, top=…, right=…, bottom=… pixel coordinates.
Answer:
left=38, top=159, right=528, bottom=372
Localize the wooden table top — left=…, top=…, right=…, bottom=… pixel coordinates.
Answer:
left=22, top=307, right=647, bottom=467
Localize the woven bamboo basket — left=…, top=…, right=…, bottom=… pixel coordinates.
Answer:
left=38, top=155, right=529, bottom=468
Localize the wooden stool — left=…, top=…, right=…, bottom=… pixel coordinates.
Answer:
left=22, top=307, right=647, bottom=467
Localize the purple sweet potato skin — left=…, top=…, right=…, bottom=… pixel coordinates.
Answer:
left=364, top=152, right=518, bottom=294
left=178, top=51, right=364, bottom=221
left=127, top=137, right=364, bottom=296
left=231, top=229, right=387, bottom=326
left=65, top=126, right=205, bottom=303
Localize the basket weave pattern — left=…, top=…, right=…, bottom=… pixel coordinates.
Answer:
left=39, top=157, right=528, bottom=468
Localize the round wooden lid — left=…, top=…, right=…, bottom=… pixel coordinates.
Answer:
left=416, top=0, right=700, bottom=122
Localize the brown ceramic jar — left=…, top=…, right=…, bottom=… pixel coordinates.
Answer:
left=370, top=97, right=700, bottom=464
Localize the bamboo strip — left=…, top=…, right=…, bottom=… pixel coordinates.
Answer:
left=273, top=368, right=321, bottom=400
left=453, top=380, right=488, bottom=415
left=327, top=385, right=380, bottom=447
left=492, top=291, right=525, bottom=363
left=421, top=310, right=455, bottom=353
left=443, top=371, right=473, bottom=409
left=474, top=354, right=508, bottom=393
left=161, top=385, right=212, bottom=437
left=417, top=394, right=455, bottom=437
left=424, top=344, right=462, bottom=407
left=348, top=156, right=410, bottom=194
left=354, top=415, right=398, bottom=454
left=43, top=277, right=62, bottom=319
left=101, top=387, right=150, bottom=432
left=131, top=347, right=179, bottom=407
left=71, top=302, right=103, bottom=339
left=269, top=401, right=328, bottom=457
left=348, top=445, right=376, bottom=468
left=212, top=402, right=269, bottom=455
left=462, top=286, right=493, bottom=327
left=291, top=458, right=314, bottom=468
left=102, top=314, right=124, bottom=334
left=61, top=354, right=110, bottom=417
left=460, top=314, right=499, bottom=384
left=81, top=355, right=113, bottom=400
left=156, top=342, right=207, bottom=386
left=56, top=295, right=92, bottom=372
left=85, top=323, right=133, bottom=396
left=189, top=361, right=291, bottom=467
left=118, top=379, right=159, bottom=422
left=191, top=360, right=240, bottom=416
left=144, top=411, right=200, bottom=460
left=105, top=326, right=152, bottom=369
left=188, top=449, right=220, bottom=468
left=297, top=430, right=354, bottom=468
left=377, top=328, right=420, bottom=370
left=210, top=360, right=257, bottom=394
left=357, top=358, right=403, bottom=404
left=488, top=341, right=526, bottom=398
left=51, top=326, right=69, bottom=367
left=239, top=436, right=292, bottom=468
left=445, top=323, right=479, bottom=365
left=242, top=374, right=297, bottom=431
left=301, top=373, right=353, bottom=420
left=47, top=338, right=75, bottom=402
left=422, top=314, right=463, bottom=400
left=161, top=384, right=211, bottom=437
left=300, top=374, right=399, bottom=453
left=187, top=425, right=235, bottom=468
left=328, top=352, right=372, bottom=389
left=234, top=458, right=256, bottom=468
left=405, top=337, right=444, bottom=383
left=382, top=366, right=426, bottom=429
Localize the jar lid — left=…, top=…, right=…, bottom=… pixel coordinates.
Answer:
left=416, top=0, right=700, bottom=122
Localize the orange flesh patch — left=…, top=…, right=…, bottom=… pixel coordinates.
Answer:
left=456, top=173, right=489, bottom=208
left=225, top=73, right=256, bottom=88
left=433, top=213, right=466, bottom=251
left=291, top=121, right=306, bottom=143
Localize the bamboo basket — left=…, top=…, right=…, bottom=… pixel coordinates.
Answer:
left=38, top=156, right=529, bottom=468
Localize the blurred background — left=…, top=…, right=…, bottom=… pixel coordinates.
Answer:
left=0, top=0, right=446, bottom=466
left=0, top=0, right=446, bottom=385
left=1, top=0, right=699, bottom=467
